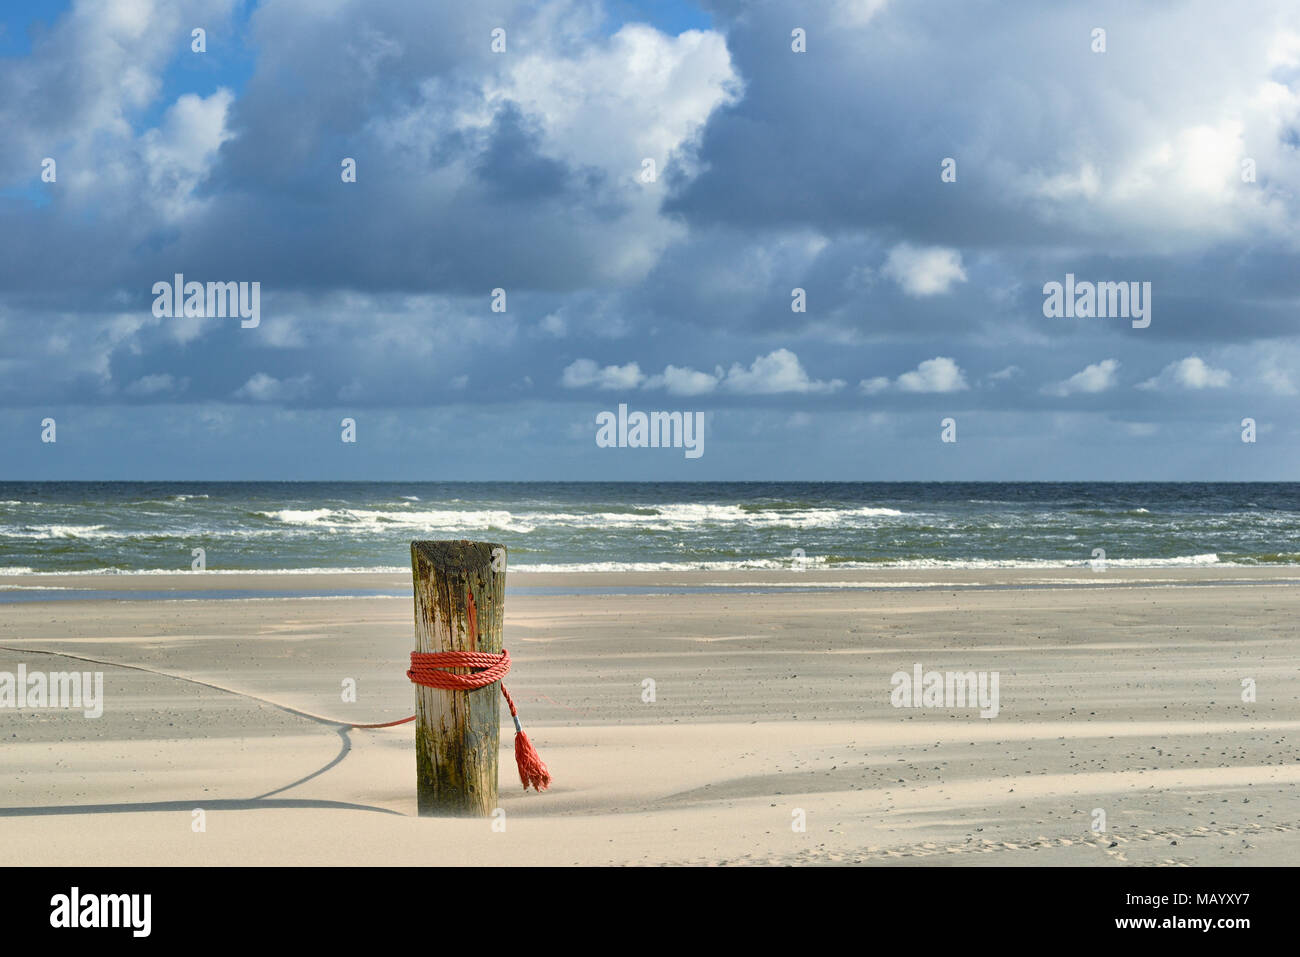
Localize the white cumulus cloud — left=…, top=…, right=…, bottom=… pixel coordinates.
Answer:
left=234, top=372, right=313, bottom=402
left=1046, top=359, right=1121, bottom=396
left=566, top=349, right=844, bottom=395
left=882, top=244, right=968, bottom=297
left=720, top=348, right=845, bottom=394
left=859, top=357, right=970, bottom=394
left=1137, top=356, right=1232, bottom=390
left=896, top=357, right=969, bottom=393
left=560, top=359, right=646, bottom=390
left=644, top=364, right=721, bottom=396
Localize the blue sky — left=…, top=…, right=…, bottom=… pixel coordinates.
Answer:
left=1, top=0, right=1298, bottom=480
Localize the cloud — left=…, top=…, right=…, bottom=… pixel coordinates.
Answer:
left=1046, top=359, right=1121, bottom=396
left=539, top=312, right=567, bottom=337
left=233, top=372, right=312, bottom=402
left=644, top=364, right=721, bottom=396
left=481, top=21, right=742, bottom=280
left=673, top=0, right=1300, bottom=252
left=859, top=358, right=970, bottom=394
left=720, top=348, right=844, bottom=394
left=833, top=0, right=892, bottom=27
left=3, top=1, right=1300, bottom=482
left=0, top=1, right=742, bottom=317
left=1123, top=421, right=1160, bottom=437
left=896, top=357, right=969, bottom=393
left=1138, top=356, right=1232, bottom=391
left=140, top=88, right=235, bottom=220
left=497, top=24, right=741, bottom=182
left=560, top=359, right=646, bottom=390
left=565, top=349, right=843, bottom=396
left=1259, top=365, right=1298, bottom=395
left=881, top=244, right=968, bottom=297
left=1031, top=163, right=1102, bottom=201
left=125, top=373, right=187, bottom=396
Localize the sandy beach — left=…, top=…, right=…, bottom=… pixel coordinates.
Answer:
left=2, top=567, right=1298, bottom=866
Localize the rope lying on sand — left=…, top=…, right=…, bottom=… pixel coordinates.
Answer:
left=0, top=643, right=358, bottom=729
left=0, top=640, right=551, bottom=792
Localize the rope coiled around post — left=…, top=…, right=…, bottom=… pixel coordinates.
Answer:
left=407, top=648, right=551, bottom=792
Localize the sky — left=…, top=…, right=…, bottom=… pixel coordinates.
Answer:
left=1, top=0, right=1298, bottom=481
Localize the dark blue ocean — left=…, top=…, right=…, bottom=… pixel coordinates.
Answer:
left=0, top=481, right=1297, bottom=573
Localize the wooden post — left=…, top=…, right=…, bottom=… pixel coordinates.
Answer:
left=411, top=539, right=506, bottom=816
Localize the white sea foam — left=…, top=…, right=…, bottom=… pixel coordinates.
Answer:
left=254, top=508, right=537, bottom=533
left=509, top=553, right=1226, bottom=571
left=0, top=554, right=1286, bottom=578
left=3, top=524, right=120, bottom=539
left=511, top=559, right=794, bottom=572
left=0, top=525, right=293, bottom=541
left=870, top=553, right=1222, bottom=569
left=251, top=503, right=910, bottom=533
left=0, top=566, right=410, bottom=576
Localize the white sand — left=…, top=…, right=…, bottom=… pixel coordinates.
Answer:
left=1, top=568, right=1297, bottom=865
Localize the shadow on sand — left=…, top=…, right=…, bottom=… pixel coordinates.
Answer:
left=0, top=647, right=408, bottom=819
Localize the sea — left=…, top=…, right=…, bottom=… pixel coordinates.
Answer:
left=0, top=481, right=1297, bottom=574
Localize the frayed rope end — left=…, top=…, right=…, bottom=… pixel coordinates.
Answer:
left=514, top=730, right=551, bottom=792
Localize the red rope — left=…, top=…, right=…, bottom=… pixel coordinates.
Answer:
left=342, top=714, right=417, bottom=729
left=406, top=648, right=551, bottom=792
left=408, top=649, right=511, bottom=693
left=343, top=591, right=551, bottom=792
